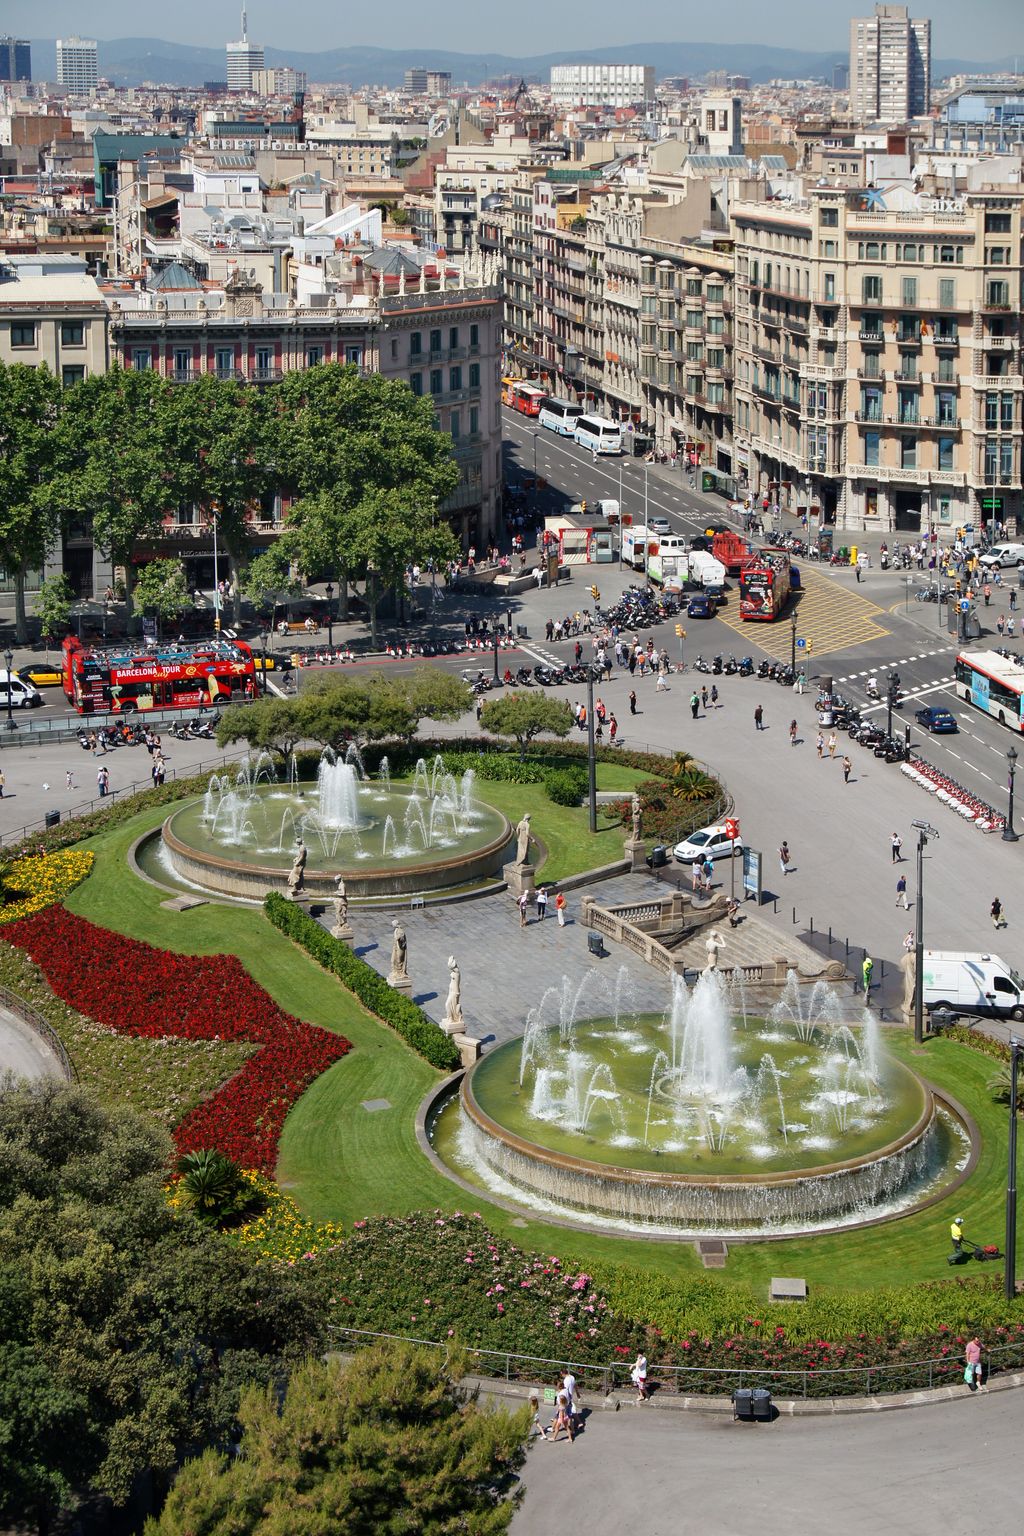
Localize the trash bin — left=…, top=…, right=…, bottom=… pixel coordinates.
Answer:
left=45, top=810, right=61, bottom=829
left=751, top=1387, right=773, bottom=1420
left=650, top=844, right=669, bottom=868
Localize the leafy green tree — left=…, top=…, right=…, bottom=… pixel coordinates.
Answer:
left=406, top=665, right=472, bottom=725
left=34, top=571, right=75, bottom=655
left=298, top=672, right=418, bottom=747
left=215, top=697, right=305, bottom=762
left=133, top=558, right=193, bottom=633
left=272, top=366, right=459, bottom=640
left=241, top=546, right=302, bottom=635
left=0, top=1080, right=320, bottom=1533
left=0, top=362, right=63, bottom=643
left=52, top=368, right=180, bottom=633
left=145, top=1343, right=530, bottom=1536
left=166, top=375, right=276, bottom=627
left=480, top=691, right=574, bottom=759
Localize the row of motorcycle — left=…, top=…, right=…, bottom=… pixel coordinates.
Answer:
left=691, top=655, right=756, bottom=677
left=599, top=587, right=680, bottom=630
left=463, top=662, right=600, bottom=695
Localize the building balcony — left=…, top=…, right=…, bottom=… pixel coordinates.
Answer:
left=250, top=367, right=284, bottom=384
left=854, top=410, right=884, bottom=424
left=892, top=371, right=922, bottom=384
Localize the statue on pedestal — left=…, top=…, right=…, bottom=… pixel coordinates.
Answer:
left=515, top=813, right=533, bottom=866
left=704, top=929, right=726, bottom=973
left=631, top=792, right=643, bottom=843
left=331, top=875, right=351, bottom=937
left=286, top=839, right=307, bottom=898
left=388, top=920, right=409, bottom=984
left=443, top=954, right=464, bottom=1030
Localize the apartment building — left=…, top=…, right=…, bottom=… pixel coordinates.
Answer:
left=550, top=64, right=655, bottom=111
left=850, top=5, right=931, bottom=124
left=55, top=37, right=98, bottom=96
left=731, top=183, right=1023, bottom=533
left=0, top=253, right=108, bottom=381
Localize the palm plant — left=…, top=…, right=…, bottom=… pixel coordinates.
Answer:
left=176, top=1148, right=258, bottom=1228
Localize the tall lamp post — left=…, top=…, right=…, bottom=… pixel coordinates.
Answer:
left=3, top=648, right=16, bottom=732
left=1003, top=745, right=1020, bottom=843
left=643, top=461, right=650, bottom=587
left=210, top=501, right=221, bottom=635
left=790, top=612, right=797, bottom=673
left=1006, top=1036, right=1023, bottom=1302
left=325, top=583, right=334, bottom=651
left=492, top=623, right=500, bottom=685
left=912, top=819, right=939, bottom=1044
left=260, top=629, right=269, bottom=697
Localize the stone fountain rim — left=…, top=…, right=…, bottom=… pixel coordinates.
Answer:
left=418, top=1071, right=980, bottom=1245
left=460, top=1045, right=935, bottom=1190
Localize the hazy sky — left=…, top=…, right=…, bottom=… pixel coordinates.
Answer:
left=8, top=1, right=1024, bottom=59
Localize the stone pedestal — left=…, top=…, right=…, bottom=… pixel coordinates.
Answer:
left=624, top=838, right=647, bottom=872
left=331, top=923, right=354, bottom=943
left=388, top=972, right=413, bottom=994
left=440, top=1011, right=465, bottom=1037
left=453, top=1033, right=482, bottom=1069
left=503, top=861, right=536, bottom=899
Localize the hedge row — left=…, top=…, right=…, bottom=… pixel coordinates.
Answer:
left=264, top=892, right=460, bottom=1072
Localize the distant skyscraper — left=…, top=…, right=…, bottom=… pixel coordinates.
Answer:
left=832, top=62, right=850, bottom=92
left=850, top=5, right=931, bottom=123
left=0, top=37, right=31, bottom=82
left=226, top=9, right=265, bottom=93
left=56, top=36, right=98, bottom=93
left=550, top=63, right=655, bottom=109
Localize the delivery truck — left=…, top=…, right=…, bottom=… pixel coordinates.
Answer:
left=920, top=950, right=1024, bottom=1020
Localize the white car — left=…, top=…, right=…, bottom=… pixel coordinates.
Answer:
left=672, top=824, right=745, bottom=864
left=979, top=544, right=1024, bottom=569
left=648, top=515, right=671, bottom=536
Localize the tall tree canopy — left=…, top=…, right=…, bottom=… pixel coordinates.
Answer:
left=0, top=362, right=63, bottom=643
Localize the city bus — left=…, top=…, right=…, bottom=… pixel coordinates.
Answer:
left=62, top=635, right=257, bottom=714
left=739, top=553, right=792, bottom=621
left=538, top=397, right=584, bottom=436
left=501, top=379, right=545, bottom=416
left=954, top=650, right=1024, bottom=731
left=574, top=414, right=623, bottom=455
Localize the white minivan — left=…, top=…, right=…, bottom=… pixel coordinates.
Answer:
left=979, top=543, right=1024, bottom=570
left=0, top=670, right=43, bottom=710
left=921, top=950, right=1024, bottom=1020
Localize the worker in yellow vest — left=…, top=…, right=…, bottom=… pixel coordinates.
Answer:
left=950, top=1215, right=964, bottom=1254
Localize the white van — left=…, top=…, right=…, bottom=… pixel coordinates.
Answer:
left=920, top=950, right=1024, bottom=1020
left=979, top=544, right=1024, bottom=570
left=0, top=671, right=43, bottom=710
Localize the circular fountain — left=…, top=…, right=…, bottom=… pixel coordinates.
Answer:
left=427, top=971, right=968, bottom=1237
left=160, top=751, right=513, bottom=899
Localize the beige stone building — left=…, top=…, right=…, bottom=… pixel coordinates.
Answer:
left=731, top=184, right=1023, bottom=533
left=0, top=253, right=108, bottom=382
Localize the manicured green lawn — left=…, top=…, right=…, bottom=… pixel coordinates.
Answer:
left=56, top=803, right=1012, bottom=1297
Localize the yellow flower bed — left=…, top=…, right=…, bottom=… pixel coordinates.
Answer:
left=0, top=850, right=94, bottom=924
left=232, top=1171, right=344, bottom=1264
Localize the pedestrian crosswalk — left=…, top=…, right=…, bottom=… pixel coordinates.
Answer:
left=715, top=565, right=891, bottom=661
left=834, top=648, right=950, bottom=683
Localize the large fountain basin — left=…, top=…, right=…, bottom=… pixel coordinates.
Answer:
left=162, top=786, right=513, bottom=899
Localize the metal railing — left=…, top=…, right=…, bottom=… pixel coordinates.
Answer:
left=0, top=981, right=76, bottom=1082
left=329, top=1325, right=1024, bottom=1400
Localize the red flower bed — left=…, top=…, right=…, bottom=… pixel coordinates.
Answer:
left=4, top=906, right=350, bottom=1170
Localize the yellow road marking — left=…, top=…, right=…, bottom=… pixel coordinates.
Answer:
left=715, top=566, right=891, bottom=660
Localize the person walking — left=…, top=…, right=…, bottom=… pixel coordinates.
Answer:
left=862, top=954, right=874, bottom=1000
left=754, top=704, right=764, bottom=730
left=795, top=669, right=806, bottom=695
left=690, top=692, right=700, bottom=721
left=997, top=613, right=1006, bottom=638
left=555, top=890, right=567, bottom=927
left=896, top=873, right=910, bottom=909
left=891, top=832, right=903, bottom=863
left=609, top=714, right=618, bottom=744
left=536, top=886, right=548, bottom=921
left=0, top=768, right=5, bottom=798
left=827, top=732, right=838, bottom=758
left=991, top=896, right=1005, bottom=929
left=97, top=764, right=109, bottom=798
left=903, top=930, right=915, bottom=955
left=701, top=685, right=709, bottom=711
left=842, top=754, right=852, bottom=783
left=656, top=666, right=669, bottom=692
left=983, top=582, right=992, bottom=607
left=518, top=890, right=530, bottom=928
left=1010, top=587, right=1017, bottom=612
left=965, top=1336, right=986, bottom=1392
left=779, top=840, right=791, bottom=876
left=789, top=718, right=798, bottom=746
left=630, top=1353, right=649, bottom=1403
left=816, top=731, right=824, bottom=759
left=548, top=1388, right=575, bottom=1442
left=710, top=684, right=719, bottom=708
left=628, top=689, right=638, bottom=716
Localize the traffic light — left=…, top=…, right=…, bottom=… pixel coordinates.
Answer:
left=590, top=585, right=600, bottom=602
left=955, top=577, right=962, bottom=594
left=675, top=623, right=683, bottom=637
left=580, top=500, right=588, bottom=514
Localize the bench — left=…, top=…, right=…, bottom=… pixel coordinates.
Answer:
left=279, top=621, right=321, bottom=635
left=769, top=1277, right=808, bottom=1303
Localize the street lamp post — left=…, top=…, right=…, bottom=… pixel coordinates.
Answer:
left=210, top=502, right=221, bottom=635
left=325, top=583, right=334, bottom=651
left=887, top=672, right=898, bottom=741
left=3, top=647, right=16, bottom=731
left=643, top=462, right=650, bottom=587
left=260, top=629, right=269, bottom=696
left=1003, top=745, right=1020, bottom=843
left=1006, top=1037, right=1022, bottom=1302
left=492, top=623, right=500, bottom=684
left=585, top=665, right=597, bottom=834
left=912, top=820, right=939, bottom=1045
left=790, top=613, right=797, bottom=673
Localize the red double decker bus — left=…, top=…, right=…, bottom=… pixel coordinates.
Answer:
left=739, top=553, right=792, bottom=621
left=62, top=636, right=257, bottom=714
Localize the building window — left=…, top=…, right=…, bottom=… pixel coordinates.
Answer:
left=862, top=274, right=882, bottom=305
left=61, top=365, right=85, bottom=388
left=10, top=322, right=36, bottom=348
left=936, top=357, right=956, bottom=383
left=986, top=280, right=1010, bottom=308
left=429, top=369, right=443, bottom=395
left=255, top=347, right=273, bottom=374
left=449, top=326, right=459, bottom=350
left=936, top=391, right=957, bottom=425
left=861, top=353, right=881, bottom=379
left=450, top=410, right=461, bottom=439
left=173, top=348, right=191, bottom=376
left=410, top=332, right=422, bottom=356
left=937, top=437, right=955, bottom=471
left=132, top=349, right=151, bottom=371
left=449, top=366, right=462, bottom=391
left=469, top=323, right=479, bottom=349
left=1001, top=393, right=1014, bottom=430
left=345, top=346, right=362, bottom=366
left=429, top=328, right=442, bottom=354
left=985, top=212, right=1011, bottom=233
left=938, top=278, right=955, bottom=308
left=901, top=277, right=917, bottom=306
left=468, top=362, right=480, bottom=388
left=706, top=315, right=724, bottom=335
left=820, top=206, right=838, bottom=227
left=864, top=431, right=880, bottom=467
left=901, top=437, right=917, bottom=469
left=860, top=387, right=882, bottom=421
left=470, top=405, right=479, bottom=435
left=410, top=372, right=423, bottom=396
left=60, top=321, right=85, bottom=346
left=305, top=347, right=323, bottom=368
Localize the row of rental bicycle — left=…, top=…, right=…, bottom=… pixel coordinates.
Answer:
left=900, top=757, right=1007, bottom=833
